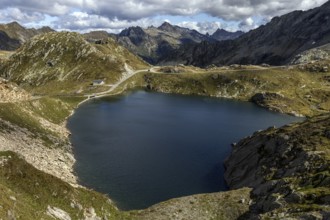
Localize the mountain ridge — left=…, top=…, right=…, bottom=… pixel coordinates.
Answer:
left=83, top=22, right=243, bottom=64
left=210, top=28, right=244, bottom=41
left=0, top=21, right=54, bottom=50
left=159, top=0, right=330, bottom=66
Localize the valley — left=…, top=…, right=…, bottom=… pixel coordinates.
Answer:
left=0, top=1, right=329, bottom=219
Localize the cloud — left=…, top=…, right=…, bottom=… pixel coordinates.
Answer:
left=0, top=0, right=328, bottom=32
left=74, top=0, right=328, bottom=21
left=54, top=11, right=163, bottom=33
left=239, top=17, right=258, bottom=32
left=177, top=21, right=224, bottom=34
left=0, top=7, right=44, bottom=23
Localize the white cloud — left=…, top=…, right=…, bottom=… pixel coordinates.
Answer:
left=239, top=17, right=258, bottom=32
left=54, top=12, right=163, bottom=33
left=177, top=21, right=223, bottom=34
left=0, top=0, right=328, bottom=32
left=0, top=7, right=44, bottom=23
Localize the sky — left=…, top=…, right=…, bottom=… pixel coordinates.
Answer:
left=0, top=0, right=328, bottom=34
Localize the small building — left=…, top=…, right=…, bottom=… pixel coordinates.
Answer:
left=92, top=80, right=105, bottom=86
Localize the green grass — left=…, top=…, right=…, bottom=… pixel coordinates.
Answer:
left=0, top=96, right=83, bottom=147
left=136, top=67, right=330, bottom=117
left=0, top=32, right=149, bottom=95
left=0, top=151, right=130, bottom=220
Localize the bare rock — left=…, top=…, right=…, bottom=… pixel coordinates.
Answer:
left=46, top=206, right=71, bottom=220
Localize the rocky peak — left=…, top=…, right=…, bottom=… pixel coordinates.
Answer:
left=0, top=78, right=30, bottom=102
left=7, top=21, right=22, bottom=27
left=38, top=26, right=54, bottom=33
left=158, top=22, right=177, bottom=32
left=211, top=28, right=244, bottom=41
left=119, top=26, right=146, bottom=37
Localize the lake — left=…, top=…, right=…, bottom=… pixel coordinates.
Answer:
left=67, top=90, right=303, bottom=210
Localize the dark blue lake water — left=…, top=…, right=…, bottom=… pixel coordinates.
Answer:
left=67, top=90, right=303, bottom=210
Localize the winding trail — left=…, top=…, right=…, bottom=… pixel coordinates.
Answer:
left=78, top=64, right=153, bottom=106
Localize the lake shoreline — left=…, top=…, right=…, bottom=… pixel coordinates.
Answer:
left=67, top=90, right=303, bottom=210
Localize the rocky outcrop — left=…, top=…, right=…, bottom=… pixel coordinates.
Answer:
left=250, top=92, right=305, bottom=116
left=159, top=0, right=330, bottom=66
left=0, top=78, right=30, bottom=102
left=224, top=115, right=330, bottom=219
left=135, top=188, right=251, bottom=220
left=46, top=206, right=71, bottom=220
left=0, top=118, right=77, bottom=185
left=291, top=43, right=330, bottom=65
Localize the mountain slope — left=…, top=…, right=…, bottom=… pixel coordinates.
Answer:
left=225, top=114, right=330, bottom=219
left=291, top=43, right=330, bottom=64
left=0, top=22, right=54, bottom=50
left=0, top=31, right=20, bottom=50
left=210, top=29, right=244, bottom=41
left=0, top=32, right=148, bottom=94
left=160, top=0, right=330, bottom=66
left=115, top=22, right=213, bottom=64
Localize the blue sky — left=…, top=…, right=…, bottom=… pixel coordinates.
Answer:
left=0, top=0, right=328, bottom=34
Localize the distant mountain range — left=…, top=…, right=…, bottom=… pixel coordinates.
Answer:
left=159, top=0, right=330, bottom=66
left=83, top=22, right=243, bottom=64
left=0, top=21, right=54, bottom=50
left=1, top=0, right=330, bottom=67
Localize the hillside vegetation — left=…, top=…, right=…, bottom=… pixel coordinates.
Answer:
left=135, top=64, right=330, bottom=117
left=0, top=32, right=148, bottom=95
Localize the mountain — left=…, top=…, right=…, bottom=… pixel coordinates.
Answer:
left=210, top=29, right=244, bottom=41
left=83, top=30, right=116, bottom=43
left=0, top=22, right=54, bottom=50
left=114, top=22, right=213, bottom=64
left=159, top=0, right=330, bottom=66
left=0, top=31, right=148, bottom=94
left=0, top=30, right=20, bottom=50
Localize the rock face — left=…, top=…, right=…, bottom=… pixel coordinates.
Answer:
left=0, top=116, right=77, bottom=185
left=210, top=29, right=244, bottom=41
left=291, top=43, right=330, bottom=64
left=0, top=78, right=30, bottom=102
left=224, top=115, right=330, bottom=219
left=114, top=22, right=213, bottom=64
left=46, top=206, right=71, bottom=220
left=160, top=0, right=330, bottom=66
left=0, top=21, right=54, bottom=50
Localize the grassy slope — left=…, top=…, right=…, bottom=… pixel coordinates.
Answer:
left=0, top=97, right=82, bottom=147
left=0, top=97, right=136, bottom=219
left=138, top=65, right=330, bottom=117
left=0, top=151, right=129, bottom=220
left=0, top=32, right=148, bottom=95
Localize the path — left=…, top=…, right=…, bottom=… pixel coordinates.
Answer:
left=78, top=64, right=152, bottom=106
